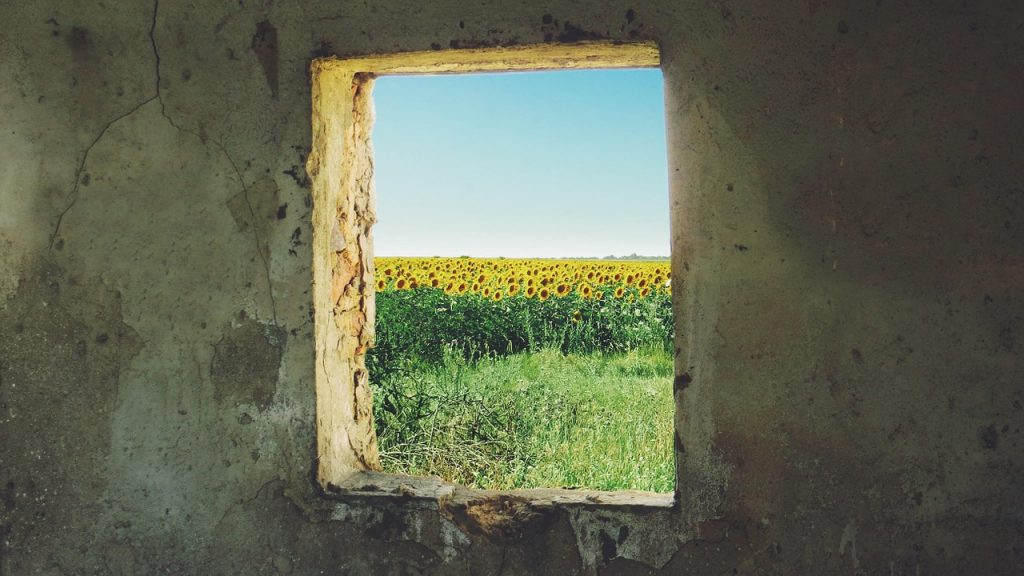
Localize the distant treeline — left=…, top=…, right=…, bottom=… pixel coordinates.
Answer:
left=598, top=254, right=669, bottom=261
left=447, top=254, right=671, bottom=261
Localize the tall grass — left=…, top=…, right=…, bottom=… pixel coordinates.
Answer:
left=371, top=346, right=674, bottom=492
left=366, top=286, right=675, bottom=492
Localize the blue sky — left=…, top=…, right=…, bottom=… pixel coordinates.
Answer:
left=371, top=68, right=669, bottom=258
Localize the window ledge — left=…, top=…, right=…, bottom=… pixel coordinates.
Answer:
left=325, top=470, right=675, bottom=510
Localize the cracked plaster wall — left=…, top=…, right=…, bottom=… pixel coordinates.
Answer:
left=1, top=0, right=1022, bottom=574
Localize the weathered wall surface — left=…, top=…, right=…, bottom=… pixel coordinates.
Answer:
left=1, top=0, right=1022, bottom=574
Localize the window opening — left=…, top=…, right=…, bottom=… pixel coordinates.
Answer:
left=368, top=69, right=673, bottom=492
left=308, top=43, right=675, bottom=504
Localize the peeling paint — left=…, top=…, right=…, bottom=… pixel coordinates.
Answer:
left=440, top=495, right=556, bottom=542
left=568, top=508, right=680, bottom=571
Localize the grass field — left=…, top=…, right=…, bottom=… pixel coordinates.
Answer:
left=367, top=257, right=674, bottom=492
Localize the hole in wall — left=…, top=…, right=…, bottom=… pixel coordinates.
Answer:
left=367, top=69, right=673, bottom=492
left=309, top=43, right=677, bottom=506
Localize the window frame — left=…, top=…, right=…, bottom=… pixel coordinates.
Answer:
left=307, top=41, right=675, bottom=508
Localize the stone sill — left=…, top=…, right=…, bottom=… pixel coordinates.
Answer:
left=324, top=470, right=675, bottom=510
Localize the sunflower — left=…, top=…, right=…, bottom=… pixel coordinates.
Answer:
left=579, top=283, right=593, bottom=299
left=572, top=310, right=582, bottom=323
left=457, top=282, right=468, bottom=294
left=555, top=283, right=570, bottom=297
left=640, top=287, right=651, bottom=298
left=614, top=286, right=625, bottom=298
left=508, top=283, right=520, bottom=296
left=492, top=290, right=503, bottom=302
left=376, top=278, right=387, bottom=291
left=395, top=278, right=408, bottom=290
left=525, top=285, right=537, bottom=298
left=538, top=287, right=550, bottom=301
left=482, top=287, right=491, bottom=297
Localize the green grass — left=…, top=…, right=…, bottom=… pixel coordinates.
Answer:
left=371, top=346, right=674, bottom=492
left=367, top=286, right=676, bottom=492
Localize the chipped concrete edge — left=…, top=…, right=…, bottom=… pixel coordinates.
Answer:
left=309, top=63, right=381, bottom=487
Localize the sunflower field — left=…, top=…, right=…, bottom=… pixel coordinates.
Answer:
left=367, top=257, right=675, bottom=492
left=374, top=257, right=670, bottom=300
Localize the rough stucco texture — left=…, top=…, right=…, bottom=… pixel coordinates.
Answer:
left=1, top=0, right=1022, bottom=574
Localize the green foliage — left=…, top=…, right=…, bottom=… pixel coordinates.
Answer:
left=371, top=347, right=674, bottom=492
left=366, top=286, right=673, bottom=380
left=366, top=286, right=676, bottom=492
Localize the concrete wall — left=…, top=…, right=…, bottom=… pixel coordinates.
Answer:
left=1, top=0, right=1022, bottom=573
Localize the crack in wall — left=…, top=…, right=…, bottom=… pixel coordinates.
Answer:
left=218, top=149, right=280, bottom=327
left=51, top=0, right=279, bottom=331
left=50, top=0, right=168, bottom=250
left=47, top=95, right=158, bottom=249
left=149, top=0, right=166, bottom=119
left=148, top=0, right=279, bottom=327
left=213, top=478, right=284, bottom=534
